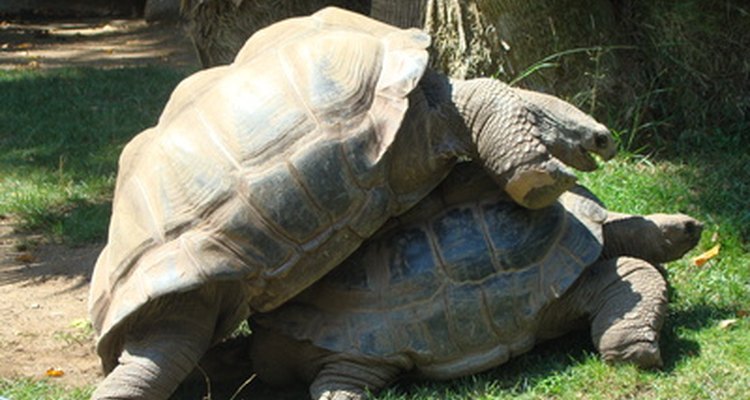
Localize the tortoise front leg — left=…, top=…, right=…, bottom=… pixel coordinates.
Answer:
left=538, top=256, right=667, bottom=368
left=588, top=257, right=668, bottom=368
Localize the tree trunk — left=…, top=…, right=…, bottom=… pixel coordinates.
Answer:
left=184, top=0, right=624, bottom=111
left=182, top=0, right=370, bottom=67
left=373, top=0, right=622, bottom=99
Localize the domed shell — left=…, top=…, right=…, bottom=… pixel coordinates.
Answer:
left=253, top=172, right=606, bottom=377
left=89, top=7, right=431, bottom=366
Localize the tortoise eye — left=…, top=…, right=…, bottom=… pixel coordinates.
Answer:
left=594, top=133, right=610, bottom=149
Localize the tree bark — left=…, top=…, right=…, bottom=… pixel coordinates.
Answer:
left=182, top=0, right=370, bottom=67
left=185, top=0, right=621, bottom=96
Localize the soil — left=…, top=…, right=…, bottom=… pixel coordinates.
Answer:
left=0, top=17, right=199, bottom=388
left=0, top=18, right=198, bottom=69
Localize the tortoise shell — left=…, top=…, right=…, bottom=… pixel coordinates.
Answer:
left=89, top=7, right=439, bottom=366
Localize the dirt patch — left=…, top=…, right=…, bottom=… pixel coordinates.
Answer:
left=0, top=18, right=199, bottom=69
left=0, top=17, right=198, bottom=388
left=0, top=217, right=102, bottom=386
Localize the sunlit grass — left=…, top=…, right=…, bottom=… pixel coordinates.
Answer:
left=0, top=378, right=93, bottom=400
left=0, top=67, right=189, bottom=243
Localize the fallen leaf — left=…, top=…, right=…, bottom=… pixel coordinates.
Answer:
left=737, top=310, right=749, bottom=318
left=718, top=319, right=738, bottom=330
left=692, top=244, right=720, bottom=267
left=15, top=252, right=36, bottom=263
left=16, top=42, right=33, bottom=49
left=45, top=367, right=65, bottom=377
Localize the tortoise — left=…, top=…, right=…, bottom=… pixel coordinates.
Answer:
left=249, top=163, right=703, bottom=400
left=88, top=7, right=616, bottom=399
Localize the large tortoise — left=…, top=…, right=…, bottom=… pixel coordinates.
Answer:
left=249, top=164, right=702, bottom=400
left=89, top=7, right=616, bottom=399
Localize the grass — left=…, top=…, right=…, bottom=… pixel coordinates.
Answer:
left=0, top=379, right=93, bottom=400
left=0, top=67, right=188, bottom=243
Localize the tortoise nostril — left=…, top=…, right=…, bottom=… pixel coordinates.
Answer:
left=684, top=221, right=700, bottom=236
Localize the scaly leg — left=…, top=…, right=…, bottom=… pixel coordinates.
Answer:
left=539, top=257, right=667, bottom=368
left=92, top=283, right=235, bottom=399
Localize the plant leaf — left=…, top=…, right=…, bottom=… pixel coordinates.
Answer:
left=692, top=244, right=720, bottom=267
left=45, top=367, right=65, bottom=377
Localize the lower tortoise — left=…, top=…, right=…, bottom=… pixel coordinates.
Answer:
left=249, top=164, right=702, bottom=400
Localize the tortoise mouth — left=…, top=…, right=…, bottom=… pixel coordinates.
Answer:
left=574, top=145, right=600, bottom=172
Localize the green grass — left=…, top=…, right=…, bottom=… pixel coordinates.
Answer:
left=0, top=379, right=93, bottom=400
left=0, top=67, right=189, bottom=243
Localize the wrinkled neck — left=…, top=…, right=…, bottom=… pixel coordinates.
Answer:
left=449, top=77, right=518, bottom=150
left=447, top=77, right=540, bottom=188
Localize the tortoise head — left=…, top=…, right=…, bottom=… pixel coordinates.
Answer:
left=470, top=82, right=617, bottom=209
left=513, top=88, right=617, bottom=172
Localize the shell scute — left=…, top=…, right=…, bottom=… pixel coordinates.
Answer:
left=323, top=253, right=372, bottom=291
left=211, top=198, right=293, bottom=270
left=396, top=319, right=431, bottom=358
left=387, top=227, right=437, bottom=286
left=346, top=186, right=392, bottom=238
left=444, top=283, right=496, bottom=351
left=481, top=272, right=519, bottom=334
left=245, top=163, right=330, bottom=244
left=419, top=303, right=458, bottom=358
left=289, top=140, right=363, bottom=222
left=513, top=265, right=542, bottom=319
left=277, top=32, right=383, bottom=126
left=219, top=71, right=314, bottom=165
left=432, top=207, right=495, bottom=281
left=483, top=201, right=563, bottom=270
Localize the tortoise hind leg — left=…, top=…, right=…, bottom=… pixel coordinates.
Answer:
left=539, top=256, right=667, bottom=368
left=93, top=283, right=241, bottom=399
left=250, top=323, right=406, bottom=400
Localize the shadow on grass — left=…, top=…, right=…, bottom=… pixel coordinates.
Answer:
left=659, top=302, right=739, bottom=371
left=0, top=66, right=189, bottom=244
left=669, top=133, right=750, bottom=246
left=617, top=126, right=750, bottom=248
left=0, top=66, right=187, bottom=179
